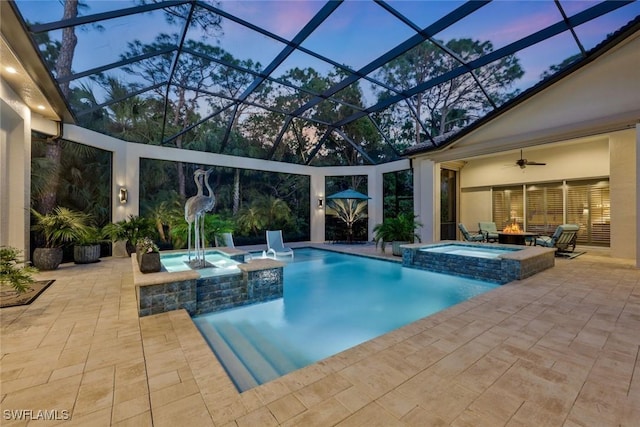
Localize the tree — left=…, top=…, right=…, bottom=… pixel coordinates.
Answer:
left=540, top=54, right=583, bottom=80
left=375, top=38, right=523, bottom=146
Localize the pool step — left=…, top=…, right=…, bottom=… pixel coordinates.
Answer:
left=194, top=320, right=259, bottom=392
left=214, top=321, right=281, bottom=384
left=234, top=321, right=302, bottom=375
left=201, top=322, right=308, bottom=390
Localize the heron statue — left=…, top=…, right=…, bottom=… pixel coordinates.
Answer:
left=184, top=169, right=215, bottom=267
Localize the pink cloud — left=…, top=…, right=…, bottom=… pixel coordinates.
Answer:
left=487, top=11, right=561, bottom=47
left=222, top=1, right=324, bottom=39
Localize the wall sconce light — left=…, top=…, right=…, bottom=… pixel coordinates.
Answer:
left=317, top=197, right=324, bottom=209
left=119, top=187, right=128, bottom=204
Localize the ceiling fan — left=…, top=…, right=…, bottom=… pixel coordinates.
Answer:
left=515, top=149, right=546, bottom=169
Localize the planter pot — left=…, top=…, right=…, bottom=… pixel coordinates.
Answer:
left=139, top=252, right=161, bottom=274
left=74, top=244, right=101, bottom=264
left=32, top=247, right=63, bottom=271
left=126, top=241, right=136, bottom=256
left=392, top=241, right=409, bottom=257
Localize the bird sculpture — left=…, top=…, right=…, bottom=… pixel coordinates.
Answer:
left=184, top=169, right=215, bottom=268
left=184, top=169, right=206, bottom=263
left=195, top=169, right=215, bottom=266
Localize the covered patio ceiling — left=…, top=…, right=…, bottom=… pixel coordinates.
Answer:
left=6, top=0, right=640, bottom=166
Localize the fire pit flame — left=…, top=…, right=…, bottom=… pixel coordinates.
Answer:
left=503, top=223, right=522, bottom=233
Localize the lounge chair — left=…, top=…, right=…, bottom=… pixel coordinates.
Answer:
left=458, top=223, right=485, bottom=242
left=478, top=221, right=499, bottom=242
left=534, top=224, right=580, bottom=254
left=266, top=230, right=294, bottom=259
left=215, top=232, right=235, bottom=248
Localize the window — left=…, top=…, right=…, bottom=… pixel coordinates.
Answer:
left=526, top=182, right=563, bottom=235
left=567, top=179, right=610, bottom=246
left=492, top=186, right=524, bottom=230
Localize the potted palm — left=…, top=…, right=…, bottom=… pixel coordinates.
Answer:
left=373, top=213, right=423, bottom=256
left=31, top=207, right=90, bottom=270
left=103, top=215, right=153, bottom=256
left=73, top=225, right=105, bottom=264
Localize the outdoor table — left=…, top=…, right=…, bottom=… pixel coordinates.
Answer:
left=497, top=232, right=538, bottom=245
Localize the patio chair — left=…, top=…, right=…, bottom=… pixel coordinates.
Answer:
left=478, top=221, right=499, bottom=242
left=458, top=223, right=485, bottom=242
left=534, top=224, right=580, bottom=254
left=215, top=232, right=235, bottom=248
left=266, top=230, right=294, bottom=259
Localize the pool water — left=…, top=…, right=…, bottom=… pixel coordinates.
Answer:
left=193, top=248, right=498, bottom=391
left=420, top=244, right=518, bottom=259
left=161, top=250, right=240, bottom=276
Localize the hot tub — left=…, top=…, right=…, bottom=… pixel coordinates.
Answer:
left=402, top=241, right=555, bottom=284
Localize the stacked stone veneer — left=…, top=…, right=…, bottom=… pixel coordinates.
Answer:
left=402, top=243, right=555, bottom=285
left=135, top=256, right=284, bottom=317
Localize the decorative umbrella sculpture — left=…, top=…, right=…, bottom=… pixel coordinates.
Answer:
left=326, top=189, right=371, bottom=243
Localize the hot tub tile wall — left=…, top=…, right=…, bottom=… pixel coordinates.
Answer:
left=138, top=280, right=197, bottom=317
left=402, top=244, right=555, bottom=285
left=245, top=268, right=283, bottom=301
left=405, top=250, right=515, bottom=284
left=195, top=273, right=246, bottom=315
left=137, top=267, right=284, bottom=317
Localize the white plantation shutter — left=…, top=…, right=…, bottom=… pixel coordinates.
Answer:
left=490, top=179, right=610, bottom=247
left=526, top=183, right=563, bottom=236
left=567, top=179, right=610, bottom=246
left=492, top=186, right=524, bottom=230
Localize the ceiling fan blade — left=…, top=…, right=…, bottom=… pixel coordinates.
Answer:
left=526, top=161, right=546, bottom=165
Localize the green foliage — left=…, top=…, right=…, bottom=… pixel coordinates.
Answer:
left=236, top=195, right=292, bottom=236
left=170, top=214, right=235, bottom=249
left=1, top=247, right=38, bottom=294
left=75, top=225, right=106, bottom=246
left=373, top=214, right=423, bottom=252
left=31, top=207, right=91, bottom=248
left=103, top=215, right=153, bottom=246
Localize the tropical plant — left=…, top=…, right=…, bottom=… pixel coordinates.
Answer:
left=74, top=225, right=106, bottom=246
left=373, top=213, right=423, bottom=252
left=327, top=199, right=369, bottom=243
left=0, top=247, right=37, bottom=293
left=103, top=215, right=153, bottom=249
left=170, top=214, right=234, bottom=249
left=31, top=207, right=91, bottom=248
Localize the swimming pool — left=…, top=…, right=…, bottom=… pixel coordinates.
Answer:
left=193, top=248, right=498, bottom=392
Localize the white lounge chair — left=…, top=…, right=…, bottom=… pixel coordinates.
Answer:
left=266, top=230, right=294, bottom=259
left=215, top=232, right=235, bottom=248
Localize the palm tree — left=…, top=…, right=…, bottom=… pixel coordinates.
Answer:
left=327, top=199, right=368, bottom=243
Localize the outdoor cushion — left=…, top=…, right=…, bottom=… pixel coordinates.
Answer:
left=478, top=222, right=499, bottom=242
left=458, top=223, right=484, bottom=242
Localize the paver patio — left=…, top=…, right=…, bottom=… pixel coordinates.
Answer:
left=1, top=244, right=638, bottom=426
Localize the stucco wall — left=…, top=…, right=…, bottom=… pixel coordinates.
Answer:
left=609, top=129, right=636, bottom=259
